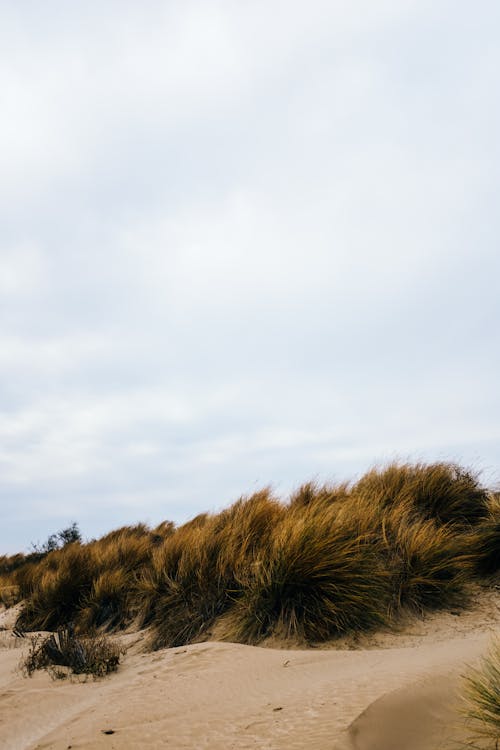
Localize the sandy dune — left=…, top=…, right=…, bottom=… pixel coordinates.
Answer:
left=1, top=587, right=498, bottom=750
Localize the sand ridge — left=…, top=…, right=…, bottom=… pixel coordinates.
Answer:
left=0, top=586, right=498, bottom=750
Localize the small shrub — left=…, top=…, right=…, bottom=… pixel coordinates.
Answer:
left=31, top=522, right=82, bottom=555
left=462, top=638, right=500, bottom=745
left=21, top=625, right=124, bottom=679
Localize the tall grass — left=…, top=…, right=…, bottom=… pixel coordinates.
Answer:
left=0, top=462, right=496, bottom=651
left=224, top=505, right=391, bottom=643
left=352, top=462, right=489, bottom=525
left=470, top=493, right=500, bottom=578
left=135, top=490, right=284, bottom=648
left=462, top=638, right=500, bottom=746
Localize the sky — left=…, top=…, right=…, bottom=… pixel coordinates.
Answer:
left=1, top=1, right=499, bottom=553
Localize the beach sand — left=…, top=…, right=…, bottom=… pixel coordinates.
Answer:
left=1, top=586, right=498, bottom=750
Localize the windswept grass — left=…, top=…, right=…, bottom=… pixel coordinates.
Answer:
left=136, top=489, right=284, bottom=648
left=470, top=494, right=500, bottom=578
left=461, top=638, right=500, bottom=746
left=16, top=543, right=95, bottom=631
left=224, top=505, right=391, bottom=643
left=352, top=462, right=489, bottom=526
left=386, top=515, right=473, bottom=613
left=1, top=462, right=497, bottom=651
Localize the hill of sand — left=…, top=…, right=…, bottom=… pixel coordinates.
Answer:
left=1, top=584, right=499, bottom=750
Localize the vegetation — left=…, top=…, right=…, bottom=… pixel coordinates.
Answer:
left=0, top=462, right=498, bottom=652
left=30, top=522, right=82, bottom=555
left=20, top=625, right=124, bottom=679
left=461, top=638, right=500, bottom=747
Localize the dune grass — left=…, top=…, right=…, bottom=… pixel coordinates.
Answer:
left=470, top=494, right=500, bottom=578
left=224, top=506, right=391, bottom=642
left=461, top=638, right=500, bottom=746
left=0, top=461, right=497, bottom=651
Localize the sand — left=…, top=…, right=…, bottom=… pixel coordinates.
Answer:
left=1, top=586, right=499, bottom=750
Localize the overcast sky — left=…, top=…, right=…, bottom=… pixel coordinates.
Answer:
left=1, top=1, right=499, bottom=552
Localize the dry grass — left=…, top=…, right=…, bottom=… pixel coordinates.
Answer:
left=461, top=638, right=500, bottom=747
left=469, top=494, right=500, bottom=579
left=224, top=506, right=391, bottom=643
left=352, top=462, right=489, bottom=525
left=1, top=462, right=496, bottom=651
left=20, top=625, right=124, bottom=680
left=136, top=490, right=284, bottom=648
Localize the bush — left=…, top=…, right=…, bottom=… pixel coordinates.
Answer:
left=31, top=522, right=82, bottom=555
left=20, top=625, right=124, bottom=679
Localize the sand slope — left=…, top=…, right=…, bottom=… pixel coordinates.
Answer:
left=0, top=587, right=498, bottom=750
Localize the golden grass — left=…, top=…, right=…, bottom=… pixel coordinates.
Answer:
left=352, top=462, right=489, bottom=525
left=225, top=506, right=391, bottom=643
left=0, top=462, right=495, bottom=650
left=469, top=494, right=500, bottom=578
left=461, top=637, right=500, bottom=746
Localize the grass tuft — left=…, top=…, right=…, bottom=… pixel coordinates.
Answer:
left=353, top=462, right=489, bottom=526
left=462, top=638, right=500, bottom=745
left=224, top=507, right=391, bottom=643
left=20, top=625, right=124, bottom=679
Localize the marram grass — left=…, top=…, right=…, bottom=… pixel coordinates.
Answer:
left=462, top=637, right=500, bottom=746
left=0, top=461, right=496, bottom=651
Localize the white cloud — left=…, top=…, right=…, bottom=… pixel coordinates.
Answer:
left=0, top=243, right=47, bottom=296
left=1, top=0, right=499, bottom=551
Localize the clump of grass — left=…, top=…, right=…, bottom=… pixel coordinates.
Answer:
left=288, top=481, right=350, bottom=513
left=469, top=494, right=500, bottom=578
left=224, top=505, right=391, bottom=644
left=385, top=515, right=472, bottom=613
left=76, top=527, right=155, bottom=630
left=16, top=543, right=95, bottom=631
left=20, top=625, right=124, bottom=679
left=79, top=569, right=131, bottom=630
left=461, top=638, right=500, bottom=746
left=14, top=522, right=174, bottom=634
left=138, top=489, right=284, bottom=649
left=353, top=462, right=489, bottom=526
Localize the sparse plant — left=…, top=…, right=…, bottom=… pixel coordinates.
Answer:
left=20, top=625, right=124, bottom=679
left=31, top=522, right=82, bottom=555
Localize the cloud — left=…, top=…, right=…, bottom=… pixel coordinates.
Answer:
left=1, top=0, right=499, bottom=551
